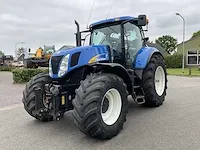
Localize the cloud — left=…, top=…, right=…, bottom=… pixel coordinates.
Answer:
left=0, top=0, right=199, bottom=55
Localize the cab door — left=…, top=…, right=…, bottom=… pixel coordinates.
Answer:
left=123, top=22, right=143, bottom=68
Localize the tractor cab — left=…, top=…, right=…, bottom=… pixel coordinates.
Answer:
left=76, top=15, right=148, bottom=68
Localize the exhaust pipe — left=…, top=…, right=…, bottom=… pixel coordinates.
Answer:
left=75, top=20, right=81, bottom=47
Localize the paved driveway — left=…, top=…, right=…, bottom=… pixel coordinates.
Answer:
left=0, top=72, right=200, bottom=150
left=0, top=72, right=24, bottom=108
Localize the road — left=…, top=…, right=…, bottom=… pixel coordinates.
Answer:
left=0, top=72, right=200, bottom=150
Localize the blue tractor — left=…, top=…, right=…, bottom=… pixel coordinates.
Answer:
left=22, top=15, right=167, bottom=139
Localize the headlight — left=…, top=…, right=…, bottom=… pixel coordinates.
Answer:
left=49, top=59, right=53, bottom=77
left=58, top=54, right=70, bottom=77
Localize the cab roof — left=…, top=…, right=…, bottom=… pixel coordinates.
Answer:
left=89, top=16, right=136, bottom=28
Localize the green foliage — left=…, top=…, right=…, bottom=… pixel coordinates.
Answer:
left=12, top=68, right=48, bottom=83
left=164, top=54, right=182, bottom=68
left=0, top=66, right=14, bottom=71
left=192, top=30, right=200, bottom=38
left=155, top=35, right=178, bottom=54
left=0, top=50, right=4, bottom=56
left=167, top=68, right=200, bottom=77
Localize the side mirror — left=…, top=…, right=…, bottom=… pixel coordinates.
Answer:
left=144, top=37, right=149, bottom=42
left=138, top=15, right=147, bottom=26
left=28, top=48, right=31, bottom=52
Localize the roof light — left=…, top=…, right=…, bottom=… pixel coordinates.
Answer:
left=146, top=18, right=149, bottom=23
left=115, top=18, right=120, bottom=21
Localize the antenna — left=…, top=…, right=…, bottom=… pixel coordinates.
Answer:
left=86, top=0, right=96, bottom=29
left=106, top=4, right=113, bottom=19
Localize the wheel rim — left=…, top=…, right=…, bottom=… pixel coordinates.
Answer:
left=101, top=88, right=122, bottom=126
left=155, top=66, right=165, bottom=96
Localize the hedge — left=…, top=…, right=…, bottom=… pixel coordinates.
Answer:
left=12, top=68, right=48, bottom=83
left=164, top=54, right=182, bottom=68
left=0, top=66, right=14, bottom=71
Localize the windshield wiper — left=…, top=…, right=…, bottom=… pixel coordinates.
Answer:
left=106, top=25, right=118, bottom=34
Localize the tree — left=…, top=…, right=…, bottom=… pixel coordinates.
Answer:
left=191, top=30, right=200, bottom=39
left=155, top=35, right=177, bottom=54
left=0, top=50, right=4, bottom=56
left=16, top=47, right=26, bottom=58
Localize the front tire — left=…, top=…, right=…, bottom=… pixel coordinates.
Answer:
left=142, top=54, right=167, bottom=107
left=22, top=73, right=53, bottom=121
left=72, top=73, right=128, bottom=139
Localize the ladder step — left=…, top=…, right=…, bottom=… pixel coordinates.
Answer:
left=134, top=85, right=140, bottom=89
left=136, top=95, right=144, bottom=99
left=135, top=95, right=145, bottom=105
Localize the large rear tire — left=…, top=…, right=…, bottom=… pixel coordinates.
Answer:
left=72, top=73, right=128, bottom=139
left=22, top=73, right=53, bottom=121
left=142, top=54, right=167, bottom=107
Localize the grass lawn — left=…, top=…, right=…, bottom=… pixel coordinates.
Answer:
left=167, top=68, right=200, bottom=77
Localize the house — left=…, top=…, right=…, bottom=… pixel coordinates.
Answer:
left=176, top=35, right=200, bottom=66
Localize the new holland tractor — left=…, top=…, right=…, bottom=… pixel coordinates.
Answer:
left=22, top=15, right=167, bottom=139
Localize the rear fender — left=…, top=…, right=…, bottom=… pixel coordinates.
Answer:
left=134, top=47, right=163, bottom=80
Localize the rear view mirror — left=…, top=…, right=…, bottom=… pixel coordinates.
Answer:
left=138, top=15, right=147, bottom=26
left=144, top=37, right=149, bottom=42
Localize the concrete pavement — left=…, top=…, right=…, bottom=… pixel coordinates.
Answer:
left=0, top=72, right=200, bottom=150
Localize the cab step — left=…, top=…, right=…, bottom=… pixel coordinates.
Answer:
left=135, top=95, right=145, bottom=105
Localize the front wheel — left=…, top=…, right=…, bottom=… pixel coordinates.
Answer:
left=22, top=73, right=53, bottom=121
left=142, top=54, right=167, bottom=107
left=72, top=73, right=128, bottom=139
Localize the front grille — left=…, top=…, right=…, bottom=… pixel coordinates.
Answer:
left=51, top=56, right=63, bottom=74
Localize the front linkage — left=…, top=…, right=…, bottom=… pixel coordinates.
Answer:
left=34, top=83, right=73, bottom=121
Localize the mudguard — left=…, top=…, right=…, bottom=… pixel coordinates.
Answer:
left=134, top=46, right=162, bottom=69
left=134, top=46, right=163, bottom=80
left=90, top=63, right=132, bottom=94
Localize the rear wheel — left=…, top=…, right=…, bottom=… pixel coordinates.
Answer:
left=22, top=73, right=53, bottom=121
left=142, top=54, right=167, bottom=107
left=72, top=73, right=128, bottom=139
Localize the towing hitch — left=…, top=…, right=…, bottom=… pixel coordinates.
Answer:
left=34, top=84, right=64, bottom=121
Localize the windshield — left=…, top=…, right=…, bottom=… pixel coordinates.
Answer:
left=91, top=24, right=121, bottom=51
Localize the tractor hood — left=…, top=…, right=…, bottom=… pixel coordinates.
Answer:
left=50, top=45, right=110, bottom=78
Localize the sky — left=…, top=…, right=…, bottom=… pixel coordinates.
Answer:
left=0, top=0, right=200, bottom=55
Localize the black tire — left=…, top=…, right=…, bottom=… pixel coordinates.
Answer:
left=22, top=73, right=53, bottom=121
left=142, top=54, right=167, bottom=107
left=72, top=73, right=128, bottom=139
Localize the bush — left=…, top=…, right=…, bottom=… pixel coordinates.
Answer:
left=12, top=68, right=48, bottom=83
left=0, top=66, right=14, bottom=71
left=164, top=54, right=182, bottom=68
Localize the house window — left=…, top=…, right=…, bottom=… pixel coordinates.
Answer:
left=187, top=50, right=199, bottom=65
left=188, top=56, right=197, bottom=64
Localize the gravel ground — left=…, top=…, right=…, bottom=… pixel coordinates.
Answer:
left=0, top=73, right=200, bottom=150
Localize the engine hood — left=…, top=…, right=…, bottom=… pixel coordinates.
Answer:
left=50, top=45, right=110, bottom=78
left=53, top=45, right=108, bottom=56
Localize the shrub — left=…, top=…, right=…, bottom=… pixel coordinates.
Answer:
left=0, top=66, right=14, bottom=71
left=12, top=68, right=48, bottom=83
left=164, top=54, right=182, bottom=68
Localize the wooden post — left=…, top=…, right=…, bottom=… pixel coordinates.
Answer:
left=189, top=67, right=191, bottom=75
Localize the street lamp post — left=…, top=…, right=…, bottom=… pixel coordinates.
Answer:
left=176, top=13, right=185, bottom=73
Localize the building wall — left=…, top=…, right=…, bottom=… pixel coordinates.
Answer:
left=176, top=36, right=200, bottom=66
left=176, top=36, right=200, bottom=55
